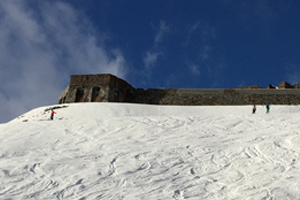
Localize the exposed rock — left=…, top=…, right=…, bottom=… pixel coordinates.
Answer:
left=268, top=84, right=276, bottom=89
left=278, top=82, right=293, bottom=89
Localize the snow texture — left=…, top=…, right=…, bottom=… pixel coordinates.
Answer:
left=1, top=103, right=300, bottom=199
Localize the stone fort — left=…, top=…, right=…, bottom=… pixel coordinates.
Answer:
left=59, top=74, right=300, bottom=105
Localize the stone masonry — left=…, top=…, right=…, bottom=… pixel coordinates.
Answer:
left=59, top=74, right=135, bottom=104
left=59, top=74, right=300, bottom=105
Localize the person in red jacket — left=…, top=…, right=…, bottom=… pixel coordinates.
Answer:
left=50, top=110, right=56, bottom=120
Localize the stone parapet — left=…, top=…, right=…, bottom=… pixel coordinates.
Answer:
left=59, top=74, right=300, bottom=105
left=130, top=88, right=300, bottom=105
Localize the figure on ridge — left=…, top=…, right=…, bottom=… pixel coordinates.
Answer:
left=50, top=109, right=56, bottom=120
left=252, top=104, right=256, bottom=114
left=266, top=104, right=270, bottom=113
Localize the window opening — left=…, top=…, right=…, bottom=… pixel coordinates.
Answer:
left=91, top=86, right=100, bottom=102
left=75, top=88, right=85, bottom=102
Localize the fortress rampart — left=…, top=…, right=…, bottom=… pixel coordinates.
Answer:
left=59, top=74, right=135, bottom=104
left=59, top=74, right=300, bottom=105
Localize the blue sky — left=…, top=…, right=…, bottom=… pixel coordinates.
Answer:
left=0, top=0, right=300, bottom=123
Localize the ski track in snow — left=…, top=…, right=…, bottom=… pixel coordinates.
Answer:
left=1, top=103, right=300, bottom=199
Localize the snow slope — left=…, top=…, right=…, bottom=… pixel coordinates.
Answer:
left=1, top=103, right=300, bottom=199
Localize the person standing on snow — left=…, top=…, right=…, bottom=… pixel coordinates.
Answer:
left=252, top=104, right=256, bottom=114
left=266, top=104, right=270, bottom=113
left=50, top=110, right=56, bottom=120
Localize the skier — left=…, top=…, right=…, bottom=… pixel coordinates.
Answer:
left=252, top=104, right=256, bottom=114
left=50, top=110, right=56, bottom=120
left=266, top=104, right=270, bottom=113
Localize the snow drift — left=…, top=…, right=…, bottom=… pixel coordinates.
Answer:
left=1, top=103, right=300, bottom=199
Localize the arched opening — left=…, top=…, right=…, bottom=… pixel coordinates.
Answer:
left=75, top=87, right=85, bottom=102
left=91, top=86, right=100, bottom=102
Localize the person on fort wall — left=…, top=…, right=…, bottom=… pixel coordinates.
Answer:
left=50, top=109, right=56, bottom=120
left=266, top=104, right=270, bottom=113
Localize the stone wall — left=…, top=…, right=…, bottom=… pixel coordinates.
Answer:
left=59, top=74, right=300, bottom=105
left=107, top=76, right=135, bottom=102
left=130, top=88, right=300, bottom=105
left=59, top=74, right=134, bottom=104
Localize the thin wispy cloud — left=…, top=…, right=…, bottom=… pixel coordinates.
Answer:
left=185, top=21, right=216, bottom=46
left=142, top=20, right=170, bottom=74
left=184, top=21, right=220, bottom=80
left=188, top=64, right=201, bottom=76
left=229, top=0, right=292, bottom=26
left=199, top=45, right=213, bottom=61
left=143, top=51, right=163, bottom=70
left=285, top=64, right=300, bottom=85
left=0, top=1, right=127, bottom=123
left=154, top=20, right=171, bottom=45
left=189, top=21, right=201, bottom=32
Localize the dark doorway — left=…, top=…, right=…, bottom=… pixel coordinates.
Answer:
left=91, top=86, right=100, bottom=102
left=75, top=88, right=85, bottom=102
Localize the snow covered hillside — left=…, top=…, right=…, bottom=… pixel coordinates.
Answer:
left=1, top=103, right=300, bottom=199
